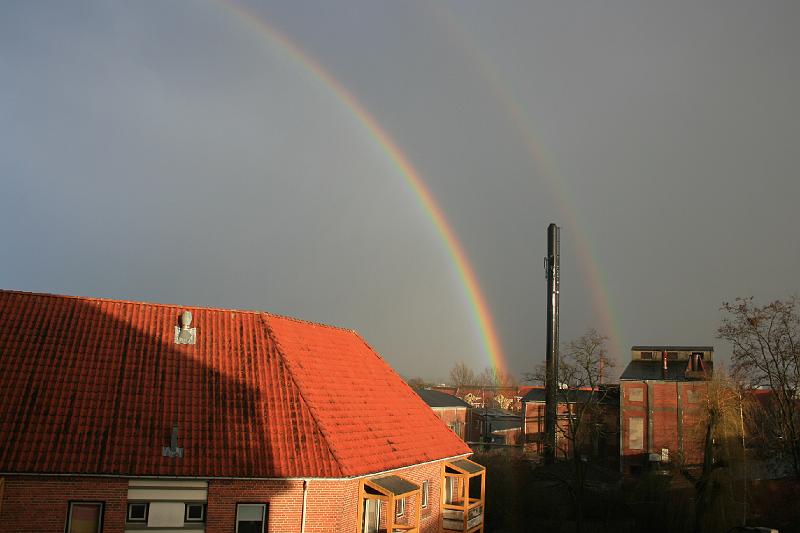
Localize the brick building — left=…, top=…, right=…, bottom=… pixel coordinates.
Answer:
left=0, top=290, right=486, bottom=533
left=415, top=389, right=471, bottom=441
left=433, top=386, right=534, bottom=413
left=522, top=386, right=619, bottom=463
left=619, top=345, right=713, bottom=475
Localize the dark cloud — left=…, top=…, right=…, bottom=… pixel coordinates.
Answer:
left=2, top=0, right=798, bottom=380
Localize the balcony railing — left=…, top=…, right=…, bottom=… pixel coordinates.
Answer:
left=442, top=499, right=483, bottom=532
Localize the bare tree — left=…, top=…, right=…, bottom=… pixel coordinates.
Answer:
left=474, top=366, right=518, bottom=389
left=689, top=374, right=747, bottom=532
left=525, top=328, right=616, bottom=533
left=403, top=376, right=429, bottom=389
left=718, top=296, right=800, bottom=478
left=449, top=361, right=476, bottom=389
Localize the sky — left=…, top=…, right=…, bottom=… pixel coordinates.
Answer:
left=1, top=0, right=798, bottom=382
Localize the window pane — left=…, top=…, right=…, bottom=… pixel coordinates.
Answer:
left=186, top=503, right=204, bottom=520
left=363, top=499, right=380, bottom=533
left=237, top=504, right=266, bottom=533
left=69, top=503, right=101, bottom=533
left=128, top=503, right=147, bottom=521
left=629, top=417, right=644, bottom=450
left=238, top=523, right=264, bottom=533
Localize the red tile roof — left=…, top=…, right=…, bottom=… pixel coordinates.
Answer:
left=0, top=290, right=469, bottom=478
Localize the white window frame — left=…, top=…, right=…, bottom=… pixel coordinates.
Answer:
left=421, top=480, right=429, bottom=508
left=66, top=501, right=104, bottom=533
left=236, top=503, right=267, bottom=533
left=126, top=502, right=148, bottom=522
left=185, top=503, right=205, bottom=522
left=395, top=497, right=405, bottom=518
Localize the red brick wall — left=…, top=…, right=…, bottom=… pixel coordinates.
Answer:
left=431, top=408, right=467, bottom=440
left=0, top=476, right=127, bottom=533
left=621, top=381, right=709, bottom=473
left=524, top=401, right=619, bottom=462
left=207, top=461, right=452, bottom=533
left=0, top=458, right=464, bottom=533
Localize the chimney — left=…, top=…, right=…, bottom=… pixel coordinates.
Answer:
left=174, top=310, right=197, bottom=345
left=544, top=223, right=560, bottom=464
left=162, top=423, right=184, bottom=458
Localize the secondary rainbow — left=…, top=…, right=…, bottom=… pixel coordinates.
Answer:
left=431, top=6, right=624, bottom=358
left=216, top=0, right=509, bottom=375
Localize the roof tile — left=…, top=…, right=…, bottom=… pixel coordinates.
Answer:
left=0, top=290, right=469, bottom=478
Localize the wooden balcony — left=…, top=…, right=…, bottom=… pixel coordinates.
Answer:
left=442, top=459, right=486, bottom=533
left=358, top=475, right=421, bottom=533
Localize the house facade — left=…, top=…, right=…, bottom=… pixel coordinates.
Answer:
left=619, top=345, right=713, bottom=475
left=0, top=290, right=486, bottom=533
left=415, top=389, right=471, bottom=441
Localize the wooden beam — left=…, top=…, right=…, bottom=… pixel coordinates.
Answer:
left=388, top=495, right=395, bottom=532
left=356, top=480, right=364, bottom=533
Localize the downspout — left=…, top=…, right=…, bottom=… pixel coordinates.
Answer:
left=301, top=479, right=309, bottom=533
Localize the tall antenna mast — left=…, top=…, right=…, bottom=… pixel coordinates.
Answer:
left=544, top=223, right=560, bottom=464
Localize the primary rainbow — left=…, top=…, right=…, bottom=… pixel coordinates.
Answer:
left=216, top=0, right=509, bottom=375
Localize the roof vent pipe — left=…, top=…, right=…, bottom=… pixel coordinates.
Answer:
left=163, top=423, right=184, bottom=458
left=174, top=310, right=196, bottom=345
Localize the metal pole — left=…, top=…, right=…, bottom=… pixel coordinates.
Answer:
left=544, top=223, right=560, bottom=464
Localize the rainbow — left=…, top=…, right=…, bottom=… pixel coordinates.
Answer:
left=431, top=6, right=624, bottom=359
left=216, top=1, right=509, bottom=375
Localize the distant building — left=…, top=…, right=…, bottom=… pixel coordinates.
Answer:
left=468, top=408, right=522, bottom=447
left=522, top=385, right=619, bottom=463
left=0, top=290, right=486, bottom=533
left=416, top=388, right=471, bottom=440
left=432, top=385, right=535, bottom=413
left=619, top=345, right=713, bottom=475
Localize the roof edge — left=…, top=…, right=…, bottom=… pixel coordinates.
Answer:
left=0, top=453, right=473, bottom=482
left=0, top=288, right=355, bottom=334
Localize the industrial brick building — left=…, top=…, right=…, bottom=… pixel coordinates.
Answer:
left=619, top=346, right=713, bottom=475
left=522, top=386, right=619, bottom=463
left=0, top=290, right=486, bottom=533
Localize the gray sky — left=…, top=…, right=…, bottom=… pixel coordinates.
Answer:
left=2, top=0, right=798, bottom=381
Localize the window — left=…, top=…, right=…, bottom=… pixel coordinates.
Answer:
left=667, top=351, right=679, bottom=361
left=640, top=351, right=653, bottom=360
left=395, top=497, right=405, bottom=518
left=628, top=387, right=644, bottom=402
left=236, top=503, right=267, bottom=533
left=629, top=417, right=644, bottom=450
left=362, top=499, right=380, bottom=533
left=444, top=476, right=458, bottom=504
left=421, top=480, right=429, bottom=508
left=127, top=502, right=148, bottom=522
left=66, top=502, right=103, bottom=533
left=185, top=503, right=205, bottom=522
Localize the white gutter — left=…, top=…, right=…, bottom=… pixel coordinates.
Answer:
left=0, top=452, right=473, bottom=482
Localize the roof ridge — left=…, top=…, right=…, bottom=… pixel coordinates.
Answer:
left=258, top=314, right=348, bottom=477
left=0, top=288, right=355, bottom=333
